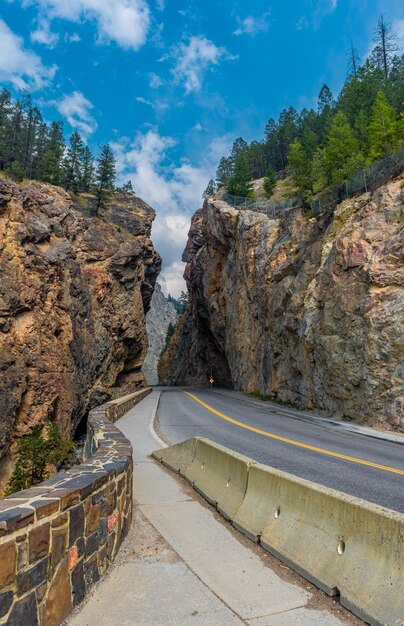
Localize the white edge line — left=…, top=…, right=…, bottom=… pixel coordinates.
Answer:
left=149, top=390, right=167, bottom=448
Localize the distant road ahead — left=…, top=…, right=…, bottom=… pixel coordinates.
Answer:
left=157, top=388, right=404, bottom=513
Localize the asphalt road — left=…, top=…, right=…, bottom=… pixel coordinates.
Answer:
left=157, top=387, right=404, bottom=513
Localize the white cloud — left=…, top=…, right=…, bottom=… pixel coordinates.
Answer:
left=30, top=17, right=59, bottom=47
left=66, top=32, right=81, bottom=43
left=233, top=12, right=270, bottom=37
left=159, top=261, right=186, bottom=298
left=111, top=128, right=229, bottom=297
left=20, top=0, right=150, bottom=50
left=172, top=35, right=236, bottom=94
left=0, top=19, right=57, bottom=90
left=49, top=91, right=97, bottom=137
left=156, top=0, right=165, bottom=11
left=149, top=72, right=164, bottom=88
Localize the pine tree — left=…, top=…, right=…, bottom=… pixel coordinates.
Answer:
left=263, top=167, right=276, bottom=198
left=31, top=121, right=49, bottom=181
left=227, top=153, right=253, bottom=198
left=277, top=107, right=299, bottom=168
left=202, top=179, right=216, bottom=198
left=231, top=137, right=248, bottom=162
left=216, top=156, right=233, bottom=186
left=319, top=112, right=361, bottom=185
left=368, top=90, right=398, bottom=161
left=317, top=85, right=335, bottom=144
left=63, top=132, right=84, bottom=193
left=43, top=121, right=65, bottom=185
left=0, top=88, right=12, bottom=170
left=95, top=144, right=116, bottom=213
left=81, top=146, right=95, bottom=192
left=120, top=180, right=135, bottom=194
left=287, top=140, right=312, bottom=199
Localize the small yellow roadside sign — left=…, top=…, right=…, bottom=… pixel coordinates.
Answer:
left=209, top=378, right=214, bottom=384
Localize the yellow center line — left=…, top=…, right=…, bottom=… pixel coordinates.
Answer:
left=183, top=391, right=404, bottom=476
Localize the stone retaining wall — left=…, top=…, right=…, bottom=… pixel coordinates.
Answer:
left=0, top=388, right=151, bottom=626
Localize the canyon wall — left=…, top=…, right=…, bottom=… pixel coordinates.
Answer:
left=159, top=176, right=403, bottom=430
left=142, top=283, right=178, bottom=385
left=0, top=178, right=161, bottom=491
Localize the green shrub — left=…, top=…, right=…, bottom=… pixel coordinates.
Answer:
left=5, top=423, right=76, bottom=495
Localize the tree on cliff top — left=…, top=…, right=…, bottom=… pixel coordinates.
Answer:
left=63, top=131, right=85, bottom=193
left=95, top=144, right=116, bottom=213
left=203, top=179, right=216, bottom=199
left=263, top=166, right=276, bottom=198
left=227, top=153, right=253, bottom=197
left=368, top=91, right=399, bottom=161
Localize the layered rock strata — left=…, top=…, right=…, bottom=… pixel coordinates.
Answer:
left=0, top=179, right=161, bottom=491
left=159, top=177, right=404, bottom=430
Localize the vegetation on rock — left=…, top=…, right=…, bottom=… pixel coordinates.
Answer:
left=5, top=423, right=76, bottom=495
left=215, top=14, right=403, bottom=202
left=0, top=89, right=118, bottom=210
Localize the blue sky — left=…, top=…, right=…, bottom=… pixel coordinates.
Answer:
left=0, top=0, right=403, bottom=295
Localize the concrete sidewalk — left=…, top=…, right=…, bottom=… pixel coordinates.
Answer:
left=68, top=391, right=360, bottom=626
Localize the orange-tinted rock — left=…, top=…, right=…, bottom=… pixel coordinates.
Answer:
left=44, top=556, right=72, bottom=626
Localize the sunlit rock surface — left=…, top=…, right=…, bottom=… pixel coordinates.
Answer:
left=159, top=177, right=403, bottom=431
left=0, top=178, right=161, bottom=491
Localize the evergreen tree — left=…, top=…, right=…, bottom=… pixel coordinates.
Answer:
left=32, top=121, right=49, bottom=181
left=263, top=167, right=276, bottom=198
left=244, top=141, right=268, bottom=178
left=287, top=139, right=312, bottom=199
left=317, top=84, right=335, bottom=143
left=277, top=107, right=299, bottom=168
left=227, top=153, right=253, bottom=197
left=95, top=144, right=116, bottom=212
left=203, top=179, right=216, bottom=198
left=120, top=180, right=135, bottom=194
left=81, top=146, right=95, bottom=192
left=368, top=90, right=398, bottom=161
left=216, top=156, right=233, bottom=186
left=43, top=121, right=65, bottom=185
left=264, top=118, right=281, bottom=170
left=231, top=137, right=248, bottom=162
left=0, top=88, right=12, bottom=170
left=63, top=131, right=84, bottom=193
left=317, top=112, right=362, bottom=185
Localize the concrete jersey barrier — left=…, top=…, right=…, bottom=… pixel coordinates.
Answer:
left=152, top=437, right=404, bottom=626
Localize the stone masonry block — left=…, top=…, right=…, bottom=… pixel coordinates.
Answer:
left=0, top=542, right=16, bottom=586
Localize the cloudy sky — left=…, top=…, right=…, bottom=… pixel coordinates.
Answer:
left=1, top=0, right=403, bottom=295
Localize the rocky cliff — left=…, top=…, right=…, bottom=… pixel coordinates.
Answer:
left=0, top=178, right=161, bottom=492
left=159, top=176, right=404, bottom=431
left=142, top=282, right=178, bottom=385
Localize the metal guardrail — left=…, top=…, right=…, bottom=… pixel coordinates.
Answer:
left=220, top=150, right=404, bottom=217
left=221, top=192, right=302, bottom=218
left=309, top=149, right=404, bottom=214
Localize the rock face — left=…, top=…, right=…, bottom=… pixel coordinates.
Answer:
left=0, top=178, right=161, bottom=492
left=142, top=283, right=178, bottom=385
left=159, top=176, right=404, bottom=430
